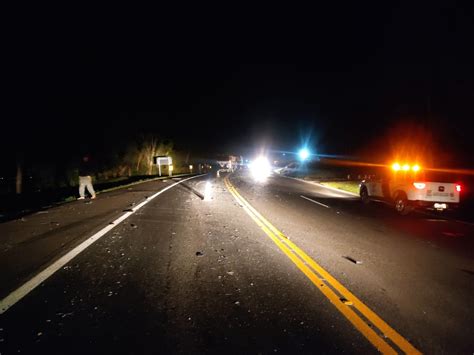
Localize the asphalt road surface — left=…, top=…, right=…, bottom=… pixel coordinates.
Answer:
left=0, top=170, right=473, bottom=354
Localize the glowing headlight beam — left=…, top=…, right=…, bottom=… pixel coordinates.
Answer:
left=249, top=156, right=271, bottom=182
left=299, top=148, right=310, bottom=161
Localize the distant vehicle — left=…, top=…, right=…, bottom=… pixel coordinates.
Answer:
left=275, top=162, right=300, bottom=176
left=216, top=155, right=243, bottom=172
left=359, top=163, right=462, bottom=215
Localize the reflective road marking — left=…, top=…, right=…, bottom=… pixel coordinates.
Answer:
left=300, top=195, right=330, bottom=208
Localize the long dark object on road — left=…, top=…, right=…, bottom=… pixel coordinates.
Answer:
left=178, top=182, right=205, bottom=200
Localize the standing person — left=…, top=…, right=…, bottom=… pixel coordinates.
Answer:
left=78, top=155, right=96, bottom=200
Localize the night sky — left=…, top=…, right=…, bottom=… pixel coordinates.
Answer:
left=4, top=2, right=474, bottom=172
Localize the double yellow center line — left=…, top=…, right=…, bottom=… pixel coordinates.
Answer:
left=224, top=176, right=421, bottom=355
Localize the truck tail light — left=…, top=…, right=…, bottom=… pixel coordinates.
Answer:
left=413, top=182, right=426, bottom=189
left=456, top=184, right=462, bottom=192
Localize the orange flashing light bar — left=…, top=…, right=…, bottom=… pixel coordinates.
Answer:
left=391, top=163, right=421, bottom=172
left=318, top=158, right=474, bottom=176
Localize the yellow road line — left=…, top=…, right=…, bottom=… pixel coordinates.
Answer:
left=224, top=177, right=421, bottom=355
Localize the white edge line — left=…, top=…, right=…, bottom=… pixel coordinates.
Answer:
left=300, top=195, right=330, bottom=208
left=280, top=175, right=359, bottom=196
left=0, top=174, right=204, bottom=314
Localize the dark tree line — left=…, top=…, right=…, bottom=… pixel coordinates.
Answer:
left=1, top=131, right=175, bottom=195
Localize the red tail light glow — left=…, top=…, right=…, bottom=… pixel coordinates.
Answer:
left=456, top=184, right=462, bottom=192
left=413, top=182, right=426, bottom=189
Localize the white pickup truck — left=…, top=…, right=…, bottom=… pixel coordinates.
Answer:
left=359, top=164, right=462, bottom=215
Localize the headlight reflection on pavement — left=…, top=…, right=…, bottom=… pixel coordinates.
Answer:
left=204, top=181, right=212, bottom=201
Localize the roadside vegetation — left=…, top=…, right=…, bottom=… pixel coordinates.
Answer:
left=319, top=181, right=360, bottom=194
left=0, top=131, right=206, bottom=221
left=1, top=134, right=192, bottom=196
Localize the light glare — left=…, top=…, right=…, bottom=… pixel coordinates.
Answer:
left=299, top=148, right=310, bottom=161
left=249, top=156, right=271, bottom=182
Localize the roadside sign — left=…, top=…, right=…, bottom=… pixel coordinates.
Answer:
left=153, top=156, right=173, bottom=176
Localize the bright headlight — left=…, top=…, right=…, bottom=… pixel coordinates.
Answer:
left=249, top=156, right=271, bottom=182
left=298, top=148, right=310, bottom=161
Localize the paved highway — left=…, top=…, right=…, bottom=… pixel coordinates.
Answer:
left=0, top=170, right=473, bottom=354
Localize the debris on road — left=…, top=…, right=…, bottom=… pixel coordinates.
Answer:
left=340, top=297, right=353, bottom=305
left=343, top=256, right=362, bottom=264
left=196, top=251, right=204, bottom=256
left=57, top=312, right=74, bottom=318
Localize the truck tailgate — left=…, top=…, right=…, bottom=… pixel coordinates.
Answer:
left=423, top=182, right=460, bottom=203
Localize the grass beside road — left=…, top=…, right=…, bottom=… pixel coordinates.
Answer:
left=319, top=181, right=360, bottom=195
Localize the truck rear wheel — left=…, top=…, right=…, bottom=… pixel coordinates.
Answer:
left=394, top=192, right=413, bottom=215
